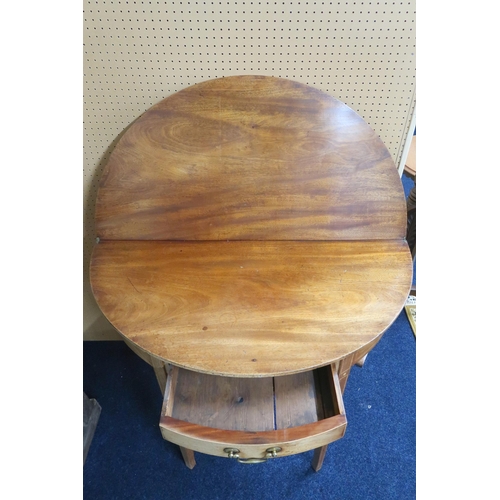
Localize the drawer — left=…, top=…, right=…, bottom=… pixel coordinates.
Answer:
left=159, top=364, right=346, bottom=462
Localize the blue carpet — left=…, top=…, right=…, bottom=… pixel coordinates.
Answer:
left=83, top=309, right=415, bottom=500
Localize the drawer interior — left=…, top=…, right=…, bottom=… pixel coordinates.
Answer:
left=163, top=365, right=342, bottom=432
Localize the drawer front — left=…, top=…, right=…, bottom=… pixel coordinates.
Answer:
left=160, top=416, right=346, bottom=460
left=159, top=364, right=347, bottom=460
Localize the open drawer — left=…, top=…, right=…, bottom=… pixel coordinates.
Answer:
left=159, top=364, right=347, bottom=462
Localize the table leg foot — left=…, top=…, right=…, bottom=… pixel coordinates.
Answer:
left=311, top=445, right=328, bottom=472
left=180, top=446, right=196, bottom=469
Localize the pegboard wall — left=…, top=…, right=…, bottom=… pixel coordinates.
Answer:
left=83, top=0, right=415, bottom=337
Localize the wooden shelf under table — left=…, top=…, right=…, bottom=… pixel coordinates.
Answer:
left=159, top=364, right=347, bottom=462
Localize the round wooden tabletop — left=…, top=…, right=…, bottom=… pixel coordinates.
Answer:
left=90, top=75, right=412, bottom=377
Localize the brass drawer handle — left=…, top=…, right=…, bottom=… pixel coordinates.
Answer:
left=223, top=447, right=282, bottom=463
left=237, top=457, right=268, bottom=464
left=265, top=447, right=282, bottom=458
left=223, top=448, right=240, bottom=459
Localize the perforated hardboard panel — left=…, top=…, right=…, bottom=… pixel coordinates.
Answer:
left=83, top=1, right=415, bottom=335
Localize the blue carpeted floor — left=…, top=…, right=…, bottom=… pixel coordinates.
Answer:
left=83, top=305, right=415, bottom=500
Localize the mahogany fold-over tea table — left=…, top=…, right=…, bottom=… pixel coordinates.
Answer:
left=90, top=75, right=412, bottom=471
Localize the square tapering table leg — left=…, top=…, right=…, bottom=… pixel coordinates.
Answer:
left=311, top=445, right=328, bottom=472
left=180, top=447, right=196, bottom=469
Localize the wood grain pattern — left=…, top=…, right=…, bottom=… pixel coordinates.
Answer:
left=95, top=75, right=406, bottom=241
left=160, top=363, right=346, bottom=460
left=171, top=368, right=275, bottom=431
left=166, top=366, right=336, bottom=431
left=90, top=76, right=412, bottom=468
left=159, top=414, right=347, bottom=459
left=274, top=370, right=321, bottom=428
left=90, top=240, right=412, bottom=377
